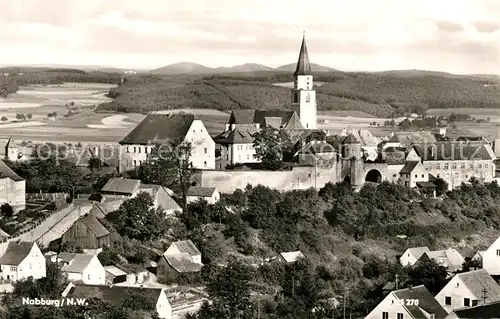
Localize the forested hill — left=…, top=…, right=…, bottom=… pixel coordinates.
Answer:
left=97, top=70, right=500, bottom=117
left=0, top=67, right=123, bottom=98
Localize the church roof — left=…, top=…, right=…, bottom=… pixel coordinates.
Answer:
left=294, top=34, right=312, bottom=76
left=342, top=134, right=360, bottom=144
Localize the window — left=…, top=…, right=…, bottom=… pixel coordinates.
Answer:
left=414, top=174, right=417, bottom=178
left=496, top=249, right=500, bottom=256
left=218, top=164, right=222, bottom=169
left=382, top=312, right=389, bottom=319
left=204, top=147, right=207, bottom=154
left=444, top=163, right=449, bottom=169
left=470, top=163, right=474, bottom=169
left=88, top=274, right=91, bottom=280
left=138, top=147, right=141, bottom=153
left=397, top=314, right=403, bottom=319
left=464, top=298, right=470, bottom=307
left=10, top=266, right=16, bottom=272
left=436, top=163, right=441, bottom=169
left=485, top=164, right=489, bottom=168
left=305, top=94, right=311, bottom=103
left=437, top=174, right=440, bottom=178
left=204, top=161, right=207, bottom=167
left=422, top=174, right=424, bottom=178
left=452, top=163, right=457, bottom=169
left=133, top=160, right=137, bottom=166
left=393, top=174, right=397, bottom=178
left=225, top=155, right=228, bottom=160
left=456, top=282, right=459, bottom=287
left=461, top=163, right=465, bottom=169
left=133, top=146, right=136, bottom=152
left=445, top=296, right=452, bottom=305
left=427, top=164, right=432, bottom=170
left=247, top=155, right=249, bottom=160
left=479, top=164, right=482, bottom=169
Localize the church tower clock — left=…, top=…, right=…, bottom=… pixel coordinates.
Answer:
left=291, top=33, right=317, bottom=129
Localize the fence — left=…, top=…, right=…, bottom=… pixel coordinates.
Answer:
left=11, top=204, right=75, bottom=239
left=26, top=193, right=67, bottom=201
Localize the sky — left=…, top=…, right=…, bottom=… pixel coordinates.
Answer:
left=0, top=0, right=499, bottom=74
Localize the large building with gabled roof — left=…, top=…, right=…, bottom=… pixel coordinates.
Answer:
left=118, top=112, right=215, bottom=172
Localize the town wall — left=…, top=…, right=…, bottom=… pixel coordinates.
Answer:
left=200, top=166, right=335, bottom=193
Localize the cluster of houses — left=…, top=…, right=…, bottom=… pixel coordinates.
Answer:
left=365, top=235, right=500, bottom=318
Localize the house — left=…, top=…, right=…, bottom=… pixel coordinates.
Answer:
left=100, top=179, right=180, bottom=214
left=399, top=161, right=428, bottom=188
left=0, top=241, right=45, bottom=282
left=483, top=235, right=500, bottom=275
left=100, top=178, right=141, bottom=198
left=473, top=251, right=485, bottom=261
left=158, top=240, right=203, bottom=280
left=61, top=214, right=111, bottom=249
left=0, top=159, right=26, bottom=212
left=88, top=200, right=124, bottom=220
left=118, top=113, right=215, bottom=172
left=63, top=283, right=172, bottom=318
left=0, top=228, right=10, bottom=241
left=413, top=142, right=496, bottom=190
left=399, top=246, right=430, bottom=266
left=104, top=265, right=127, bottom=285
left=445, top=300, right=500, bottom=319
left=186, top=187, right=220, bottom=205
left=417, top=249, right=465, bottom=272
left=365, top=285, right=448, bottom=319
left=278, top=251, right=305, bottom=263
left=138, top=184, right=182, bottom=215
left=0, top=137, right=19, bottom=161
left=51, top=252, right=105, bottom=285
left=435, top=269, right=500, bottom=312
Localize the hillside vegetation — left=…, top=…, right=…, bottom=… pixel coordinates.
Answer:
left=98, top=70, right=500, bottom=117
left=0, top=67, right=122, bottom=98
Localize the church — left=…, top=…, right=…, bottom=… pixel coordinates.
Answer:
left=213, top=34, right=318, bottom=169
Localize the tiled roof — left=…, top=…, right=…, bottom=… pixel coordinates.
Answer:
left=104, top=266, right=127, bottom=277
left=340, top=128, right=380, bottom=146
left=229, top=110, right=255, bottom=124
left=254, top=110, right=296, bottom=128
left=213, top=125, right=257, bottom=144
left=166, top=240, right=201, bottom=256
left=393, top=131, right=437, bottom=147
left=280, top=251, right=305, bottom=263
left=342, top=134, right=360, bottom=144
left=119, top=113, right=196, bottom=145
left=165, top=254, right=203, bottom=273
left=452, top=300, right=500, bottom=318
left=405, top=246, right=430, bottom=259
left=294, top=35, right=312, bottom=76
left=66, top=284, right=163, bottom=305
left=457, top=269, right=500, bottom=303
left=0, top=160, right=23, bottom=182
left=101, top=178, right=140, bottom=195
left=414, top=142, right=495, bottom=161
left=59, top=253, right=95, bottom=274
left=79, top=215, right=110, bottom=238
left=187, top=186, right=216, bottom=198
left=156, top=187, right=182, bottom=211
left=0, top=228, right=10, bottom=238
left=425, top=249, right=465, bottom=269
left=298, top=141, right=337, bottom=155
left=400, top=161, right=420, bottom=174
left=0, top=241, right=34, bottom=265
left=416, top=181, right=436, bottom=189
left=393, top=285, right=448, bottom=319
left=263, top=117, right=282, bottom=129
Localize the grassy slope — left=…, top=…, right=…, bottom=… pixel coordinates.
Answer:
left=98, top=70, right=500, bottom=118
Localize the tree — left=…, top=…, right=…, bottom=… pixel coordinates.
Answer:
left=434, top=178, right=448, bottom=196
left=1, top=116, right=7, bottom=121
left=1, top=203, right=13, bottom=218
left=106, top=192, right=168, bottom=241
left=139, top=141, right=195, bottom=211
left=407, top=257, right=448, bottom=295
left=26, top=113, right=32, bottom=119
left=253, top=128, right=293, bottom=170
left=88, top=156, right=102, bottom=171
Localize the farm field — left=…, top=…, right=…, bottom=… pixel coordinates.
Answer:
left=426, top=108, right=500, bottom=121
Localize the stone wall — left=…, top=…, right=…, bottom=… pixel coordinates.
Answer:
left=200, top=166, right=336, bottom=193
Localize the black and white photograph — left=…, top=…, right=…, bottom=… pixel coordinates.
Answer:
left=0, top=0, right=499, bottom=318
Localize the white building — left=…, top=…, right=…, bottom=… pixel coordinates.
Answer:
left=435, top=269, right=500, bottom=313
left=51, top=253, right=105, bottom=285
left=483, top=234, right=500, bottom=275
left=118, top=113, right=215, bottom=172
left=0, top=241, right=46, bottom=282
left=400, top=246, right=430, bottom=266
left=164, top=240, right=202, bottom=265
left=186, top=187, right=220, bottom=205
left=365, top=285, right=447, bottom=319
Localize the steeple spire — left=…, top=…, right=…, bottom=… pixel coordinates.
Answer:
left=293, top=32, right=312, bottom=76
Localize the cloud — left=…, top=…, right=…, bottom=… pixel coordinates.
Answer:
left=0, top=0, right=498, bottom=73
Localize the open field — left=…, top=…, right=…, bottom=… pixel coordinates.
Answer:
left=426, top=108, right=500, bottom=121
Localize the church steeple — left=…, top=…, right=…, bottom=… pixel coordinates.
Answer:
left=293, top=32, right=312, bottom=76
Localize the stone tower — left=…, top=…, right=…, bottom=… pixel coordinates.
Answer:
left=291, top=33, right=317, bottom=129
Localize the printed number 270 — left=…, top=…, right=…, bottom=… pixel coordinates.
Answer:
left=405, top=299, right=419, bottom=306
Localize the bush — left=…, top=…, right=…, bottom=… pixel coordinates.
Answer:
left=0, top=203, right=13, bottom=218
